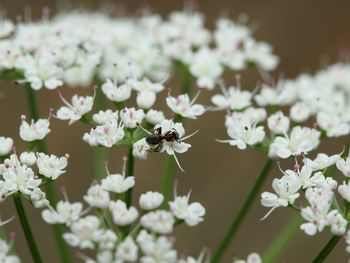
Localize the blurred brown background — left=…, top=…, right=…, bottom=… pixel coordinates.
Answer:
left=1, top=0, right=350, bottom=262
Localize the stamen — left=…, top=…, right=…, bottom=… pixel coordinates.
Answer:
left=104, top=161, right=110, bottom=176
left=136, top=122, right=152, bottom=135
left=172, top=152, right=185, bottom=173
left=0, top=216, right=14, bottom=226
left=181, top=129, right=199, bottom=141
left=260, top=206, right=278, bottom=221
left=122, top=156, right=127, bottom=176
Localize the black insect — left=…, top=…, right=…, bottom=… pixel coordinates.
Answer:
left=146, top=127, right=180, bottom=152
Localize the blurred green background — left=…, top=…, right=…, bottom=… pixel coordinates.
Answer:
left=0, top=0, right=350, bottom=262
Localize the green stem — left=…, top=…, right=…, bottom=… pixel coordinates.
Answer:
left=92, top=89, right=108, bottom=180
left=312, top=235, right=341, bottom=263
left=25, top=85, right=72, bottom=263
left=180, top=66, right=192, bottom=95
left=13, top=194, right=43, bottom=263
left=125, top=146, right=134, bottom=207
left=160, top=155, right=177, bottom=208
left=211, top=158, right=274, bottom=263
left=263, top=214, right=303, bottom=263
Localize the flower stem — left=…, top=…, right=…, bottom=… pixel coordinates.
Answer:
left=25, top=85, right=72, bottom=263
left=312, top=235, right=341, bottom=263
left=160, top=155, right=177, bottom=208
left=13, top=194, right=43, bottom=263
left=263, top=213, right=303, bottom=263
left=92, top=88, right=108, bottom=180
left=125, top=146, right=134, bottom=207
left=211, top=158, right=274, bottom=263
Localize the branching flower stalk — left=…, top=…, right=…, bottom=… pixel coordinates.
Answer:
left=13, top=194, right=43, bottom=263
left=24, top=84, right=72, bottom=263
left=211, top=158, right=274, bottom=263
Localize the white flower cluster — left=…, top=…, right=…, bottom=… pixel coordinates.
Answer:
left=41, top=160, right=206, bottom=263
left=215, top=63, right=350, bottom=157
left=0, top=9, right=277, bottom=91
left=261, top=148, right=350, bottom=256
left=0, top=135, right=68, bottom=207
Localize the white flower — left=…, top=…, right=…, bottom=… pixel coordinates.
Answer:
left=233, top=252, right=262, bottom=263
left=326, top=210, right=347, bottom=235
left=19, top=115, right=50, bottom=142
left=0, top=238, right=20, bottom=263
left=338, top=181, right=350, bottom=202
left=267, top=111, right=290, bottom=134
left=137, top=230, right=177, bottom=263
left=63, top=215, right=100, bottom=249
left=30, top=188, right=49, bottom=208
left=244, top=107, right=267, bottom=123
left=166, top=91, right=205, bottom=119
left=303, top=152, right=342, bottom=171
left=261, top=173, right=301, bottom=219
left=42, top=201, right=82, bottom=226
left=83, top=120, right=125, bottom=148
left=97, top=229, right=117, bottom=250
left=269, top=126, right=320, bottom=159
left=141, top=211, right=175, bottom=234
left=336, top=152, right=350, bottom=177
left=139, top=191, right=164, bottom=210
left=145, top=110, right=165, bottom=125
left=116, top=237, right=138, bottom=262
left=316, top=111, right=350, bottom=137
left=120, top=107, right=145, bottom=129
left=101, top=77, right=131, bottom=102
left=289, top=102, right=311, bottom=123
left=1, top=155, right=41, bottom=195
left=56, top=93, right=94, bottom=125
left=169, top=192, right=205, bottom=226
left=137, top=91, right=157, bottom=109
left=211, top=86, right=252, bottom=111
left=289, top=165, right=325, bottom=189
left=0, top=19, right=14, bottom=38
left=255, top=81, right=296, bottom=107
left=19, top=151, right=37, bottom=166
left=131, top=78, right=164, bottom=109
left=101, top=163, right=135, bottom=194
left=109, top=200, right=138, bottom=226
left=243, top=39, right=279, bottom=71
left=24, top=60, right=63, bottom=90
left=0, top=137, right=13, bottom=156
left=300, top=187, right=333, bottom=235
left=83, top=184, right=110, bottom=208
left=219, top=112, right=265, bottom=150
left=36, top=153, right=69, bottom=180
left=92, top=109, right=119, bottom=125
left=132, top=138, right=151, bottom=160
left=190, top=47, right=223, bottom=90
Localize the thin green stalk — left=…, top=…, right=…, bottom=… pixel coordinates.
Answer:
left=180, top=66, right=192, bottom=95
left=160, top=155, right=177, bottom=208
left=125, top=146, right=134, bottom=207
left=312, top=235, right=341, bottom=263
left=13, top=194, right=43, bottom=263
left=263, top=214, right=303, bottom=263
left=25, top=85, right=72, bottom=263
left=211, top=158, right=274, bottom=263
left=92, top=89, right=108, bottom=180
